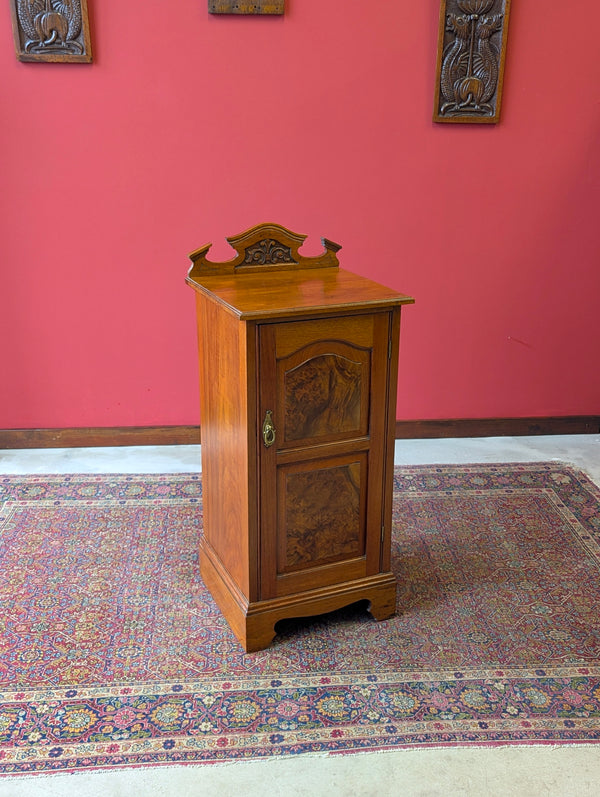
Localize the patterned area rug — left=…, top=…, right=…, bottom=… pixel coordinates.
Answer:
left=1, top=463, right=600, bottom=775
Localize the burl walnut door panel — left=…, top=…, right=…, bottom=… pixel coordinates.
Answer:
left=279, top=342, right=369, bottom=446
left=259, top=313, right=392, bottom=600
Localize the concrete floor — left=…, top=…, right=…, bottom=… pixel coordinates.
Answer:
left=1, top=435, right=599, bottom=797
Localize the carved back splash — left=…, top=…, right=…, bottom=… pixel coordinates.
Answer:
left=187, top=223, right=341, bottom=279
left=433, top=0, right=511, bottom=124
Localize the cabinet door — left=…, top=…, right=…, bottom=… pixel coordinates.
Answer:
left=258, top=313, right=392, bottom=600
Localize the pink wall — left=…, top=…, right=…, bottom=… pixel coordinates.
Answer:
left=2, top=0, right=599, bottom=429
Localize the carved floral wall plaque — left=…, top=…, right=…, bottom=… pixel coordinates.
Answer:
left=10, top=0, right=93, bottom=63
left=433, top=0, right=511, bottom=123
left=209, top=1, right=284, bottom=13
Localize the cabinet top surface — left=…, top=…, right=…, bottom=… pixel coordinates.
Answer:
left=186, top=267, right=414, bottom=320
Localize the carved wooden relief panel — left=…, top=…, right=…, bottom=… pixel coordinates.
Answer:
left=280, top=462, right=363, bottom=574
left=209, top=1, right=284, bottom=14
left=10, top=0, right=93, bottom=63
left=433, top=0, right=511, bottom=124
left=243, top=238, right=295, bottom=266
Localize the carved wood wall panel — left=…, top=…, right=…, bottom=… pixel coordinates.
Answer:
left=433, top=0, right=511, bottom=124
left=209, top=1, right=284, bottom=14
left=10, top=0, right=93, bottom=63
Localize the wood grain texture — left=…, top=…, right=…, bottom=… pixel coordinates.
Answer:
left=195, top=293, right=257, bottom=599
left=187, top=267, right=414, bottom=320
left=281, top=461, right=363, bottom=572
left=284, top=352, right=363, bottom=442
left=276, top=325, right=371, bottom=449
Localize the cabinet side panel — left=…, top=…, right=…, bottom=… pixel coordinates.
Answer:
left=380, top=308, right=401, bottom=572
left=196, top=294, right=252, bottom=597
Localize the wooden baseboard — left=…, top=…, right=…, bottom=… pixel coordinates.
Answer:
left=395, top=416, right=600, bottom=439
left=1, top=417, right=598, bottom=449
left=0, top=425, right=201, bottom=449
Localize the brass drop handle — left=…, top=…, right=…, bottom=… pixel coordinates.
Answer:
left=262, top=410, right=276, bottom=448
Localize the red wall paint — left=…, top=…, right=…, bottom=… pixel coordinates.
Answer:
left=2, top=0, right=599, bottom=429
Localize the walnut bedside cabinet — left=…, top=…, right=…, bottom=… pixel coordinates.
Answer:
left=186, top=223, right=414, bottom=652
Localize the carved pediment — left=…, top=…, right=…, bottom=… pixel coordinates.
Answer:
left=187, top=223, right=341, bottom=280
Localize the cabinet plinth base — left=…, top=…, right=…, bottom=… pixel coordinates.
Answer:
left=199, top=542, right=397, bottom=653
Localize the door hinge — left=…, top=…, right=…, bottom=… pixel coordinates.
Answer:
left=388, top=338, right=392, bottom=359
left=381, top=524, right=386, bottom=543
